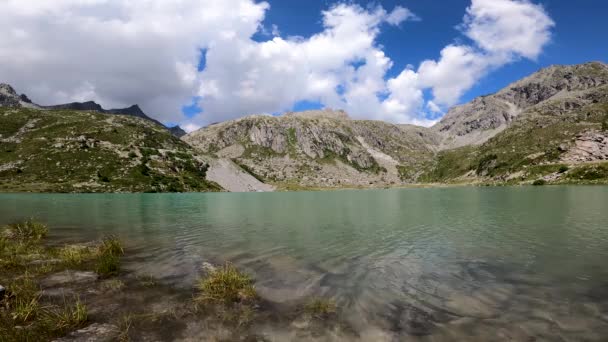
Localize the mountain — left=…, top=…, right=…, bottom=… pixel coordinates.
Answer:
left=0, top=84, right=184, bottom=138
left=433, top=61, right=608, bottom=149
left=2, top=62, right=607, bottom=192
left=186, top=62, right=608, bottom=189
left=169, top=125, right=187, bottom=138
left=184, top=109, right=440, bottom=189
left=44, top=102, right=167, bottom=131
left=0, top=105, right=221, bottom=193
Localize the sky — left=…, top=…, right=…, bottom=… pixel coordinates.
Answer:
left=0, top=0, right=606, bottom=132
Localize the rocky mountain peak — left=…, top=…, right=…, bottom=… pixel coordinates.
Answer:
left=284, top=109, right=349, bottom=120
left=0, top=83, right=39, bottom=108
left=0, top=83, right=18, bottom=96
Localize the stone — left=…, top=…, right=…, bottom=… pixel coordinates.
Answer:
left=41, top=270, right=98, bottom=288
left=53, top=323, right=118, bottom=342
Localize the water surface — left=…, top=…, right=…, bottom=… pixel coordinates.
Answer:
left=2, top=186, right=608, bottom=340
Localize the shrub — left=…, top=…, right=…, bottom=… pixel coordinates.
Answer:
left=196, top=263, right=257, bottom=304
left=558, top=165, right=569, bottom=173
left=532, top=179, right=547, bottom=186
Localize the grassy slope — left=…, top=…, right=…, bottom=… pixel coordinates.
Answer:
left=420, top=95, right=608, bottom=185
left=0, top=107, right=221, bottom=193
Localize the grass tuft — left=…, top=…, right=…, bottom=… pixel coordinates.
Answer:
left=2, top=219, right=48, bottom=242
left=98, top=235, right=124, bottom=256
left=196, top=263, right=257, bottom=304
left=95, top=235, right=124, bottom=277
left=305, top=298, right=337, bottom=318
left=41, top=298, right=88, bottom=334
left=58, top=245, right=94, bottom=266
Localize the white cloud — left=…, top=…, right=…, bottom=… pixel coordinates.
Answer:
left=464, top=0, right=554, bottom=59
left=386, top=6, right=420, bottom=26
left=0, top=0, right=554, bottom=128
left=0, top=0, right=269, bottom=122
left=417, top=0, right=554, bottom=107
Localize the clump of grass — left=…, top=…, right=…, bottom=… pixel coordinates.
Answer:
left=116, top=314, right=133, bottom=342
left=98, top=235, right=124, bottom=256
left=95, top=253, right=121, bottom=277
left=5, top=274, right=41, bottom=324
left=196, top=263, right=257, bottom=304
left=42, top=298, right=88, bottom=334
left=58, top=245, right=94, bottom=266
left=95, top=236, right=124, bottom=277
left=2, top=219, right=48, bottom=242
left=305, top=298, right=337, bottom=318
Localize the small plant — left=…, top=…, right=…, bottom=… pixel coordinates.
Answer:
left=98, top=236, right=124, bottom=256
left=6, top=274, right=41, bottom=324
left=532, top=179, right=547, bottom=186
left=95, top=236, right=124, bottom=277
left=3, top=219, right=48, bottom=242
left=116, top=314, right=133, bottom=342
left=558, top=165, right=569, bottom=173
left=95, top=252, right=120, bottom=277
left=196, top=263, right=257, bottom=304
left=59, top=245, right=94, bottom=266
left=305, top=298, right=337, bottom=318
left=42, top=298, right=88, bottom=334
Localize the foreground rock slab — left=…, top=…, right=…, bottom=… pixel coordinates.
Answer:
left=53, top=323, right=118, bottom=342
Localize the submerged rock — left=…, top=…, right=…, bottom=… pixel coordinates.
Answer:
left=41, top=270, right=98, bottom=288
left=53, top=323, right=118, bottom=342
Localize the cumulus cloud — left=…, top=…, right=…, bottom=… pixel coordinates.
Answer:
left=0, top=0, right=554, bottom=128
left=0, top=0, right=269, bottom=122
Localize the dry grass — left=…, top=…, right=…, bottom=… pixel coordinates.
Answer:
left=2, top=219, right=48, bottom=242
left=196, top=263, right=257, bottom=304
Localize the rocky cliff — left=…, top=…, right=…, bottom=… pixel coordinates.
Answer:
left=432, top=62, right=608, bottom=149
left=186, top=62, right=608, bottom=189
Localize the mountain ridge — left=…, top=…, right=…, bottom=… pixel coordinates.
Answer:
left=185, top=61, right=608, bottom=189
left=0, top=83, right=186, bottom=138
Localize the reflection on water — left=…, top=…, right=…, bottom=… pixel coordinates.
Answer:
left=1, top=186, right=608, bottom=340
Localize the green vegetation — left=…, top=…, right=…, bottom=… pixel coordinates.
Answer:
left=195, top=263, right=257, bottom=304
left=532, top=179, right=547, bottom=186
left=566, top=162, right=608, bottom=181
left=0, top=107, right=221, bottom=193
left=95, top=236, right=124, bottom=277
left=2, top=219, right=48, bottom=242
left=0, top=220, right=124, bottom=340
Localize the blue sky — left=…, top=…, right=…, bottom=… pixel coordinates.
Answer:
left=2, top=0, right=606, bottom=129
left=183, top=0, right=608, bottom=121
left=265, top=0, right=607, bottom=102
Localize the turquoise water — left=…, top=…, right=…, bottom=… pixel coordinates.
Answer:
left=2, top=186, right=608, bottom=339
